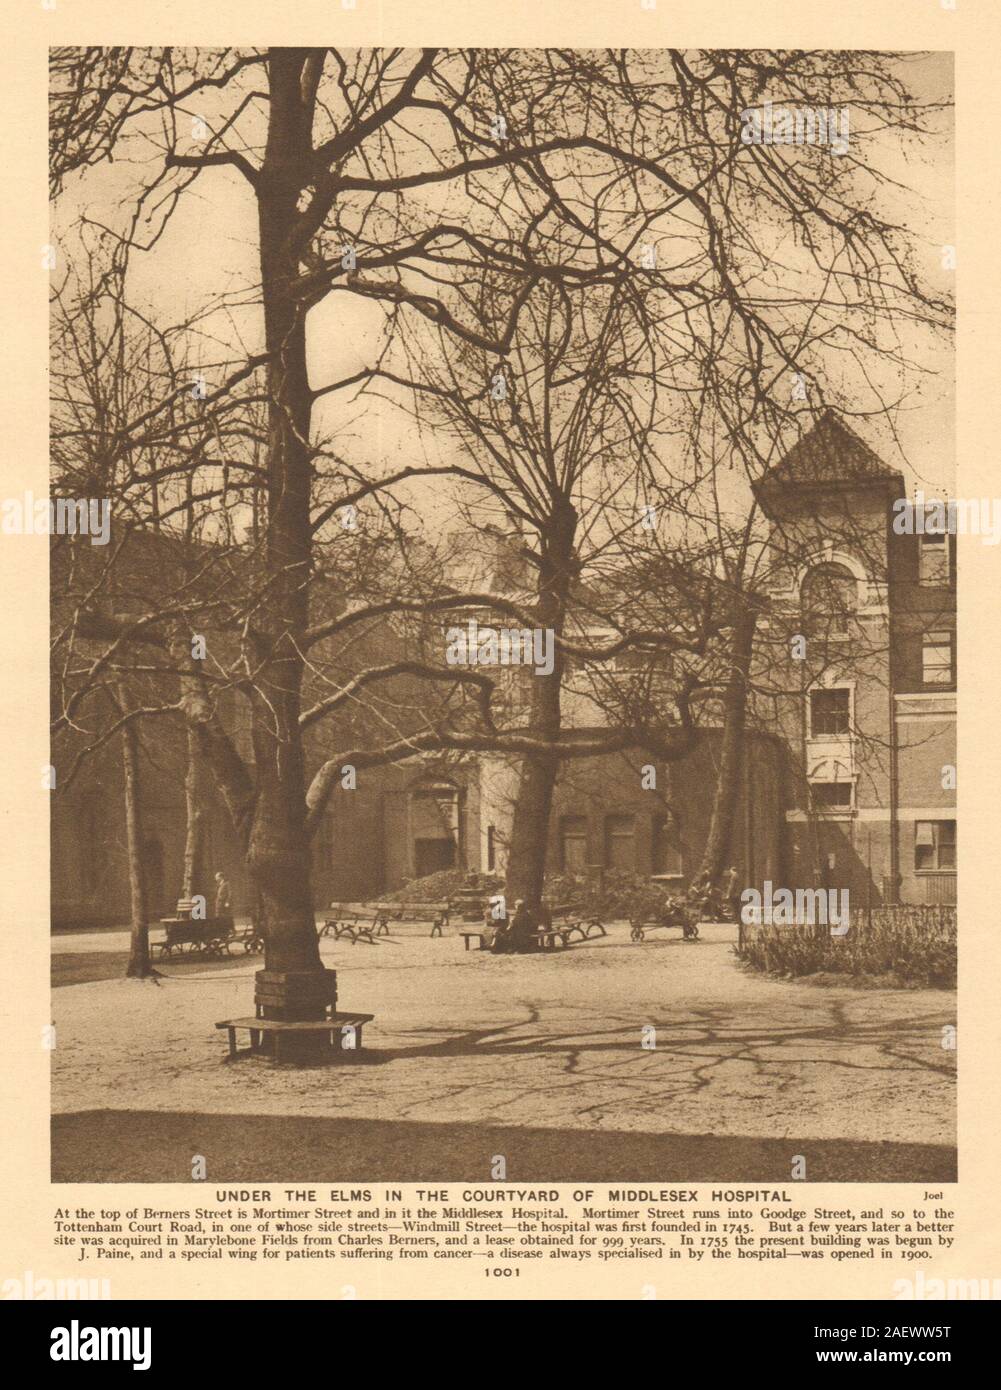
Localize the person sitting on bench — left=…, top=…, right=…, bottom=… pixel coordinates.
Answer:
left=481, top=901, right=501, bottom=951
left=490, top=901, right=514, bottom=953
left=509, top=899, right=538, bottom=954
left=686, top=869, right=710, bottom=906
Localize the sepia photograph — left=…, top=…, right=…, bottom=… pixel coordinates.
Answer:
left=45, top=44, right=957, bottom=1188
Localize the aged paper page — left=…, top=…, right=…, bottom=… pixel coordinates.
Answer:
left=1, top=0, right=998, bottom=1352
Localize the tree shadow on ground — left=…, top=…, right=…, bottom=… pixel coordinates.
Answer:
left=52, top=952, right=258, bottom=988
left=51, top=1109, right=956, bottom=1183
left=370, top=1001, right=956, bottom=1078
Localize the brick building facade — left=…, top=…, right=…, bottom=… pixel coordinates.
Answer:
left=52, top=414, right=955, bottom=924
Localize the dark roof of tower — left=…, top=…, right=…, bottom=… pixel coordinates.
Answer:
left=757, top=410, right=904, bottom=490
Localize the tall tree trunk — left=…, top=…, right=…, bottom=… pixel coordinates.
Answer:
left=699, top=604, right=758, bottom=883
left=506, top=754, right=561, bottom=914
left=181, top=726, right=208, bottom=903
left=505, top=498, right=576, bottom=914
left=180, top=416, right=208, bottom=908
left=247, top=50, right=322, bottom=976
left=121, top=714, right=154, bottom=978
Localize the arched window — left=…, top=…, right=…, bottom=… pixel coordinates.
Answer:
left=801, top=562, right=857, bottom=638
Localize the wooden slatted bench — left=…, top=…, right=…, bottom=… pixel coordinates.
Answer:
left=629, top=914, right=699, bottom=942
left=330, top=921, right=382, bottom=945
left=541, top=904, right=607, bottom=943
left=375, top=902, right=451, bottom=937
left=564, top=918, right=607, bottom=942
left=319, top=904, right=390, bottom=943
left=318, top=906, right=357, bottom=939
left=536, top=916, right=607, bottom=950
left=216, top=1012, right=375, bottom=1062
left=320, top=901, right=451, bottom=941
left=461, top=915, right=608, bottom=953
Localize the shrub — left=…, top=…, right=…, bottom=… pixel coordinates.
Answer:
left=383, top=869, right=489, bottom=903
left=383, top=866, right=672, bottom=920
left=737, top=907, right=956, bottom=987
left=543, top=868, right=673, bottom=921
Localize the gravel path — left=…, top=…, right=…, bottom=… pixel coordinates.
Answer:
left=51, top=923, right=956, bottom=1182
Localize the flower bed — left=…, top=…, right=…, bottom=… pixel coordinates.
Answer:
left=737, top=906, right=956, bottom=987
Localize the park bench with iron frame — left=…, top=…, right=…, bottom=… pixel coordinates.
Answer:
left=461, top=905, right=607, bottom=952
left=320, top=900, right=450, bottom=943
left=534, top=901, right=608, bottom=950
left=534, top=915, right=608, bottom=950
left=153, top=902, right=263, bottom=960
left=377, top=902, right=451, bottom=937
left=319, top=903, right=388, bottom=944
left=629, top=902, right=700, bottom=942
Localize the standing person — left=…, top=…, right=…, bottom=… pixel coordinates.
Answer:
left=214, top=871, right=232, bottom=920
left=722, top=865, right=740, bottom=922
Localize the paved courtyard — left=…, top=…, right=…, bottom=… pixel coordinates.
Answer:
left=51, top=922, right=956, bottom=1182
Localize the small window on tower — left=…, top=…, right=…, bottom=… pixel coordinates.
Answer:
left=810, top=781, right=853, bottom=812
left=809, top=687, right=851, bottom=737
left=801, top=562, right=856, bottom=638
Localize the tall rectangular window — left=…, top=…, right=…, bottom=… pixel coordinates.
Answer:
left=560, top=816, right=588, bottom=872
left=652, top=814, right=683, bottom=875
left=915, top=820, right=956, bottom=871
left=919, top=530, right=950, bottom=585
left=809, top=687, right=850, bottom=736
left=921, top=630, right=953, bottom=686
left=604, top=814, right=636, bottom=871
